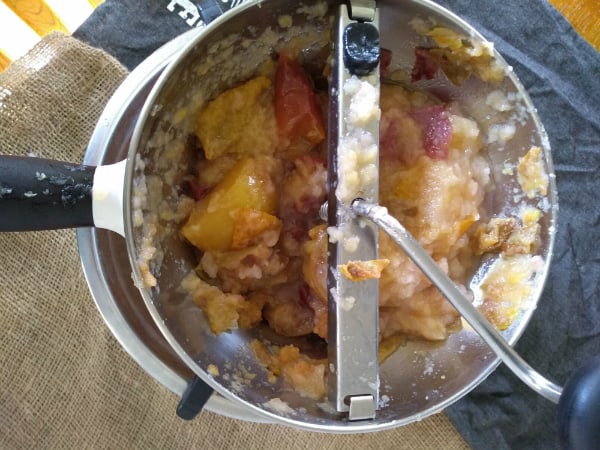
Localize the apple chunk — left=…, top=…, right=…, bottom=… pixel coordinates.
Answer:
left=181, top=156, right=280, bottom=251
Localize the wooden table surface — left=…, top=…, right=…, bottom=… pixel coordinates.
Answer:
left=0, top=0, right=598, bottom=73
left=0, top=0, right=102, bottom=71
left=549, top=0, right=600, bottom=50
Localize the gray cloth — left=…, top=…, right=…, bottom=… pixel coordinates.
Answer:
left=434, top=1, right=600, bottom=449
left=75, top=1, right=600, bottom=448
left=73, top=0, right=236, bottom=70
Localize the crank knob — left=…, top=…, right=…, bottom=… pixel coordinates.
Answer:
left=343, top=22, right=380, bottom=76
left=557, top=355, right=600, bottom=450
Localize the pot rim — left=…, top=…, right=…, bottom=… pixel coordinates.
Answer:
left=123, top=0, right=558, bottom=432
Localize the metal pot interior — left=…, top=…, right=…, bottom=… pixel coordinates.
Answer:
left=125, top=0, right=557, bottom=432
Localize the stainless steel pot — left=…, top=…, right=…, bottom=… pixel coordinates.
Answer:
left=0, top=0, right=557, bottom=433
left=123, top=0, right=557, bottom=432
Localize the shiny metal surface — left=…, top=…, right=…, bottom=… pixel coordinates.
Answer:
left=352, top=199, right=562, bottom=404
left=347, top=0, right=376, bottom=21
left=77, top=28, right=270, bottom=423
left=123, top=0, right=557, bottom=432
left=327, top=3, right=380, bottom=418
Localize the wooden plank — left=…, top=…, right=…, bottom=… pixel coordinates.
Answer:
left=0, top=1, right=41, bottom=60
left=2, top=0, right=68, bottom=36
left=0, top=50, right=11, bottom=72
left=42, top=0, right=94, bottom=32
left=548, top=0, right=600, bottom=51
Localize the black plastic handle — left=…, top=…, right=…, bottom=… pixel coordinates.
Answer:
left=0, top=155, right=96, bottom=231
left=343, top=22, right=380, bottom=76
left=196, top=0, right=229, bottom=23
left=557, top=355, right=600, bottom=450
left=176, top=375, right=214, bottom=420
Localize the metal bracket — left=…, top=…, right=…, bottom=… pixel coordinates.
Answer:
left=348, top=394, right=377, bottom=420
left=326, top=2, right=381, bottom=421
left=347, top=0, right=376, bottom=22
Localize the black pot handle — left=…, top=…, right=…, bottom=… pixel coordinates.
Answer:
left=196, top=0, right=232, bottom=24
left=176, top=375, right=214, bottom=420
left=0, top=155, right=96, bottom=231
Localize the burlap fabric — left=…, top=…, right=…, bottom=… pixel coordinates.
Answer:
left=0, top=33, right=468, bottom=449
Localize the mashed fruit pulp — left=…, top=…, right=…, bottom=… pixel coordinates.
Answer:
left=178, top=51, right=544, bottom=399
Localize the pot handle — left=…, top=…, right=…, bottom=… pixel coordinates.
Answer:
left=92, top=159, right=126, bottom=236
left=0, top=156, right=125, bottom=235
left=196, top=0, right=240, bottom=24
left=176, top=375, right=214, bottom=420
left=0, top=155, right=95, bottom=231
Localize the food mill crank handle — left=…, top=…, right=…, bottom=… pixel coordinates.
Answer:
left=352, top=199, right=600, bottom=450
